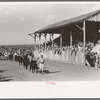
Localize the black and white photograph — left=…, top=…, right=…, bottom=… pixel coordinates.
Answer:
left=0, top=2, right=100, bottom=81
left=1, top=1, right=100, bottom=98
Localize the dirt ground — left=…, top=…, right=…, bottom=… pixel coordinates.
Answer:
left=0, top=60, right=100, bottom=81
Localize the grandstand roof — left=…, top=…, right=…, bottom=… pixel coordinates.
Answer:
left=30, top=9, right=100, bottom=34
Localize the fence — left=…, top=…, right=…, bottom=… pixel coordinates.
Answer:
left=34, top=50, right=85, bottom=64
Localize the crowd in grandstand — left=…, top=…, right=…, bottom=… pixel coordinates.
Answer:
left=36, top=41, right=100, bottom=68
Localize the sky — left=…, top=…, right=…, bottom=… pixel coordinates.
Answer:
left=0, top=2, right=100, bottom=45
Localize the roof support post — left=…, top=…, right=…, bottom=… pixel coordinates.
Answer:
left=51, top=33, right=54, bottom=50
left=83, top=21, right=86, bottom=66
left=70, top=32, right=72, bottom=48
left=60, top=33, right=62, bottom=48
left=44, top=34, right=47, bottom=51
left=39, top=33, right=41, bottom=49
left=60, top=28, right=64, bottom=48
left=34, top=34, right=37, bottom=50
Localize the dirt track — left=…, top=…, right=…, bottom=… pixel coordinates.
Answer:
left=0, top=60, right=100, bottom=81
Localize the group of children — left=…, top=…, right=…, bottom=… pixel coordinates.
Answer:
left=29, top=55, right=45, bottom=75
left=17, top=54, right=45, bottom=75
left=0, top=50, right=45, bottom=75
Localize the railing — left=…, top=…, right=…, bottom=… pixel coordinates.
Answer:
left=34, top=50, right=84, bottom=64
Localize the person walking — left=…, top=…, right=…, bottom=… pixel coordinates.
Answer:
left=39, top=55, right=45, bottom=75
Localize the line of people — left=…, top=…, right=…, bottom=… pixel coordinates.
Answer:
left=0, top=51, right=45, bottom=75
left=14, top=53, right=45, bottom=75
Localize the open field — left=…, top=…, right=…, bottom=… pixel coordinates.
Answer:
left=0, top=60, right=100, bottom=81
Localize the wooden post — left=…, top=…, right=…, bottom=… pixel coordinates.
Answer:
left=60, top=28, right=64, bottom=48
left=70, top=32, right=72, bottom=48
left=39, top=34, right=41, bottom=49
left=52, top=33, right=54, bottom=50
left=50, top=33, right=52, bottom=50
left=83, top=21, right=86, bottom=66
left=34, top=34, right=36, bottom=50
left=45, top=34, right=47, bottom=51
left=60, top=33, right=62, bottom=48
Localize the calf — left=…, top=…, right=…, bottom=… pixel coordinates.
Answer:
left=30, top=60, right=39, bottom=73
left=23, top=55, right=29, bottom=70
left=18, top=56, right=23, bottom=65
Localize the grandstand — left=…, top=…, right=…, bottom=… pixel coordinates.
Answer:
left=29, top=9, right=100, bottom=66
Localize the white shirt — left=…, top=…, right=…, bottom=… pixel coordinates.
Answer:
left=39, top=58, right=45, bottom=64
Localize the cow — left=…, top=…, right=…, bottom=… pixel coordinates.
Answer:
left=29, top=55, right=39, bottom=73
left=9, top=53, right=13, bottom=61
left=23, top=54, right=29, bottom=70
left=18, top=55, right=23, bottom=65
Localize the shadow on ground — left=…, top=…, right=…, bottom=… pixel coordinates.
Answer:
left=44, top=70, right=62, bottom=74
left=0, top=70, right=13, bottom=82
left=0, top=70, right=8, bottom=73
left=0, top=76, right=13, bottom=82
